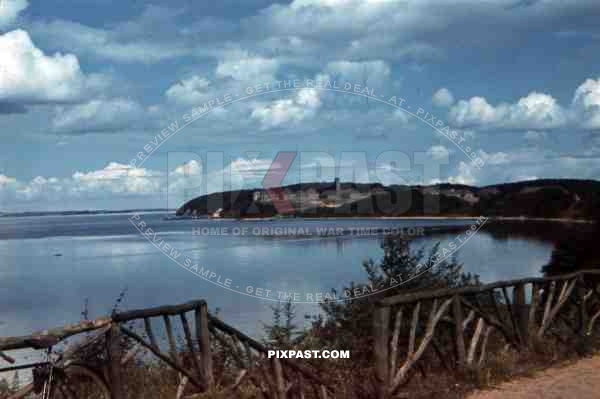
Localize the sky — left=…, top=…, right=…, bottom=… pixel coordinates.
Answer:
left=1, top=0, right=600, bottom=211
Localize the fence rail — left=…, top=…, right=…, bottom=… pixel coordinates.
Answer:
left=373, top=269, right=600, bottom=399
left=0, top=300, right=332, bottom=399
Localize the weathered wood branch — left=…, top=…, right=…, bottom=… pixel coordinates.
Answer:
left=0, top=351, right=15, bottom=364
left=107, top=323, right=125, bottom=399
left=389, top=308, right=403, bottom=375
left=113, top=300, right=206, bottom=322
left=540, top=281, right=557, bottom=331
left=462, top=310, right=476, bottom=331
left=121, top=343, right=142, bottom=365
left=389, top=297, right=452, bottom=394
left=163, top=315, right=180, bottom=366
left=454, top=295, right=467, bottom=368
left=374, top=306, right=390, bottom=399
left=538, top=279, right=577, bottom=338
left=478, top=326, right=493, bottom=366
left=180, top=312, right=203, bottom=386
left=460, top=298, right=513, bottom=346
left=0, top=317, right=112, bottom=351
left=587, top=308, right=600, bottom=335
left=120, top=326, right=205, bottom=390
left=502, top=286, right=522, bottom=345
left=408, top=302, right=421, bottom=357
left=144, top=317, right=159, bottom=350
left=528, top=283, right=540, bottom=345
left=175, top=374, right=188, bottom=399
left=196, top=302, right=214, bottom=389
left=380, top=270, right=600, bottom=306
left=208, top=314, right=331, bottom=392
left=467, top=318, right=485, bottom=365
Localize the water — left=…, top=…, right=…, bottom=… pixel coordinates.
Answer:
left=0, top=213, right=554, bottom=341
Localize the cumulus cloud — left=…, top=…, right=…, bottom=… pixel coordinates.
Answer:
left=216, top=50, right=279, bottom=82
left=165, top=76, right=211, bottom=105
left=572, top=78, right=600, bottom=129
left=432, top=88, right=455, bottom=107
left=251, top=88, right=321, bottom=128
left=428, top=161, right=477, bottom=186
left=0, top=0, right=27, bottom=29
left=0, top=157, right=280, bottom=209
left=446, top=78, right=600, bottom=131
left=52, top=98, right=146, bottom=134
left=0, top=174, right=16, bottom=186
left=246, top=0, right=600, bottom=68
left=0, top=162, right=163, bottom=204
left=479, top=150, right=511, bottom=165
left=325, top=60, right=391, bottom=86
left=426, top=145, right=450, bottom=161
left=0, top=29, right=107, bottom=104
left=30, top=16, right=192, bottom=64
left=448, top=91, right=567, bottom=130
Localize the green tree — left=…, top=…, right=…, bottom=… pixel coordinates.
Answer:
left=316, top=237, right=480, bottom=360
left=264, top=300, right=299, bottom=347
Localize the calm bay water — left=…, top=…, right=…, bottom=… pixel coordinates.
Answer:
left=0, top=213, right=555, bottom=340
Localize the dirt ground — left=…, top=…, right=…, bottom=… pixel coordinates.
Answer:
left=467, top=356, right=600, bottom=399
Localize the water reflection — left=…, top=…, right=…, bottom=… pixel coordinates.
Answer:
left=0, top=215, right=561, bottom=341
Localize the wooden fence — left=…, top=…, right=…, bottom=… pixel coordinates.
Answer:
left=373, top=269, right=600, bottom=399
left=0, top=300, right=332, bottom=399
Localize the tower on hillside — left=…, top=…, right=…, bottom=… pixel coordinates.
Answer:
left=335, top=177, right=340, bottom=193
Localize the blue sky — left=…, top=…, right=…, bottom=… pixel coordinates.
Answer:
left=1, top=0, right=600, bottom=211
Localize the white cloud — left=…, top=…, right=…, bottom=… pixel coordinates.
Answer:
left=446, top=78, right=600, bottom=131
left=230, top=157, right=276, bottom=182
left=524, top=130, right=547, bottom=141
left=0, top=29, right=107, bottom=104
left=216, top=50, right=279, bottom=82
left=0, top=0, right=27, bottom=29
left=448, top=91, right=567, bottom=130
left=52, top=98, right=146, bottom=134
left=70, top=162, right=162, bottom=194
left=30, top=18, right=192, bottom=64
left=432, top=88, right=455, bottom=107
left=426, top=145, right=450, bottom=161
left=448, top=161, right=477, bottom=185
left=165, top=76, right=211, bottom=105
left=572, top=78, right=600, bottom=129
left=252, top=88, right=321, bottom=128
left=429, top=161, right=477, bottom=186
left=0, top=174, right=16, bottom=186
left=0, top=163, right=163, bottom=204
left=249, top=0, right=600, bottom=67
left=325, top=60, right=391, bottom=86
left=479, top=150, right=511, bottom=165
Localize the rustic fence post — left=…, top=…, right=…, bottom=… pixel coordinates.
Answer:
left=528, top=282, right=540, bottom=348
left=453, top=295, right=466, bottom=370
left=576, top=274, right=591, bottom=354
left=513, top=283, right=529, bottom=347
left=373, top=305, right=390, bottom=399
left=273, top=357, right=287, bottom=399
left=107, top=323, right=124, bottom=399
left=195, top=301, right=214, bottom=390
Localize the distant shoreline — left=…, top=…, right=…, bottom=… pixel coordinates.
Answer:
left=0, top=208, right=171, bottom=218
left=205, top=215, right=594, bottom=224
